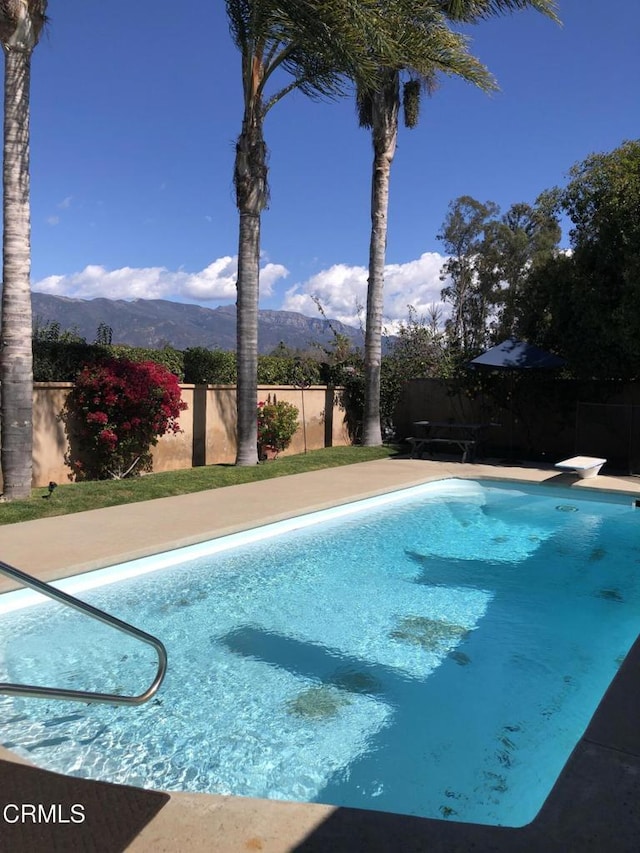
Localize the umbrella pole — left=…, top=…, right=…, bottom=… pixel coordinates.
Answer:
left=509, top=373, right=514, bottom=460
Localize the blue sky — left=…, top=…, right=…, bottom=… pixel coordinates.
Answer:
left=10, top=0, right=640, bottom=329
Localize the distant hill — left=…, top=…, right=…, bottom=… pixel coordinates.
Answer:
left=30, top=293, right=366, bottom=354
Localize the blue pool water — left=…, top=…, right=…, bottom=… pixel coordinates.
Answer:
left=1, top=478, right=639, bottom=827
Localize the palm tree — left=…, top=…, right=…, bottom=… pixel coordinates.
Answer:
left=0, top=1, right=47, bottom=499
left=360, top=0, right=560, bottom=446
left=226, top=0, right=439, bottom=465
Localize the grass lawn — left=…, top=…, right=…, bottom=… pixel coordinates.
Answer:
left=0, top=445, right=401, bottom=526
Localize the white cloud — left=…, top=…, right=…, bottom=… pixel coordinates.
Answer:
left=259, top=262, right=289, bottom=296
left=32, top=252, right=449, bottom=328
left=57, top=196, right=72, bottom=210
left=46, top=215, right=60, bottom=226
left=33, top=258, right=290, bottom=303
left=282, top=252, right=450, bottom=330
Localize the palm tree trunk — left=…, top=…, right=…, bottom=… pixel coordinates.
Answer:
left=234, top=108, right=267, bottom=466
left=1, top=48, right=33, bottom=499
left=235, top=210, right=260, bottom=465
left=362, top=71, right=399, bottom=446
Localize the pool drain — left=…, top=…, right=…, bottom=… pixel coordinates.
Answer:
left=556, top=505, right=578, bottom=512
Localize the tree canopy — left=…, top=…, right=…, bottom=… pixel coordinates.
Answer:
left=517, top=139, right=640, bottom=378
left=434, top=140, right=640, bottom=380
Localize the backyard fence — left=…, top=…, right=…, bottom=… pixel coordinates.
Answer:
left=575, top=403, right=640, bottom=475
left=26, top=383, right=349, bottom=488
left=397, top=377, right=640, bottom=473
left=8, top=376, right=640, bottom=489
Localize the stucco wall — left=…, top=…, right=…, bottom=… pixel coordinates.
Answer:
left=27, top=383, right=349, bottom=487
left=32, top=383, right=74, bottom=487
left=201, top=385, right=349, bottom=465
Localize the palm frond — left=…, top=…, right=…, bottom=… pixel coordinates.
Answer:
left=407, top=24, right=496, bottom=91
left=360, top=6, right=497, bottom=98
left=438, top=1, right=560, bottom=25
left=228, top=0, right=473, bottom=114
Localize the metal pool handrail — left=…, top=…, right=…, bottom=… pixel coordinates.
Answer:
left=0, top=559, right=167, bottom=706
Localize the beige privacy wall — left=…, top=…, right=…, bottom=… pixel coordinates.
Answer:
left=29, top=383, right=350, bottom=487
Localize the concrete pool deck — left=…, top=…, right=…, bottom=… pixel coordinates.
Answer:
left=1, top=456, right=640, bottom=851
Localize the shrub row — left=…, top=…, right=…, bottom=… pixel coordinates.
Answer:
left=33, top=342, right=324, bottom=386
left=34, top=341, right=186, bottom=382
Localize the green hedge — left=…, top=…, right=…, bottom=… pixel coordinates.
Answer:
left=257, top=356, right=321, bottom=386
left=183, top=348, right=237, bottom=384
left=33, top=342, right=323, bottom=386
left=182, top=348, right=322, bottom=385
left=109, top=346, right=185, bottom=380
left=34, top=341, right=110, bottom=381
left=33, top=341, right=185, bottom=381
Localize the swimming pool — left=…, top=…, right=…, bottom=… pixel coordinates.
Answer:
left=1, top=478, right=639, bottom=827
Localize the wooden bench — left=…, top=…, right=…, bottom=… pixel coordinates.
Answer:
left=408, top=436, right=477, bottom=463
left=554, top=456, right=607, bottom=479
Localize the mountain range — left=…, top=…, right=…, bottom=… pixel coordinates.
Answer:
left=31, top=293, right=366, bottom=354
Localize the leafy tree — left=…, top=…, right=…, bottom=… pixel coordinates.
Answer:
left=94, top=322, right=113, bottom=346
left=514, top=251, right=576, bottom=360
left=439, top=195, right=499, bottom=352
left=387, top=305, right=449, bottom=377
left=515, top=140, right=640, bottom=378
left=0, top=0, right=47, bottom=499
left=33, top=318, right=85, bottom=344
left=377, top=305, right=452, bottom=437
left=269, top=341, right=296, bottom=358
left=489, top=199, right=560, bottom=338
left=438, top=193, right=560, bottom=353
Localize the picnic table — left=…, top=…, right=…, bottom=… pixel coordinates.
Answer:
left=408, top=421, right=493, bottom=463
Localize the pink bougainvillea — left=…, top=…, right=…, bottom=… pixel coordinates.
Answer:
left=66, top=358, right=187, bottom=479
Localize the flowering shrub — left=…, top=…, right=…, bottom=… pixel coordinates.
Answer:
left=66, top=358, right=187, bottom=479
left=257, top=398, right=299, bottom=457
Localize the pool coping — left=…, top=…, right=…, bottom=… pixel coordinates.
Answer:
left=2, top=456, right=640, bottom=851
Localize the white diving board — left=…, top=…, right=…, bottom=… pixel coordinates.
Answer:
left=555, top=456, right=607, bottom=479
